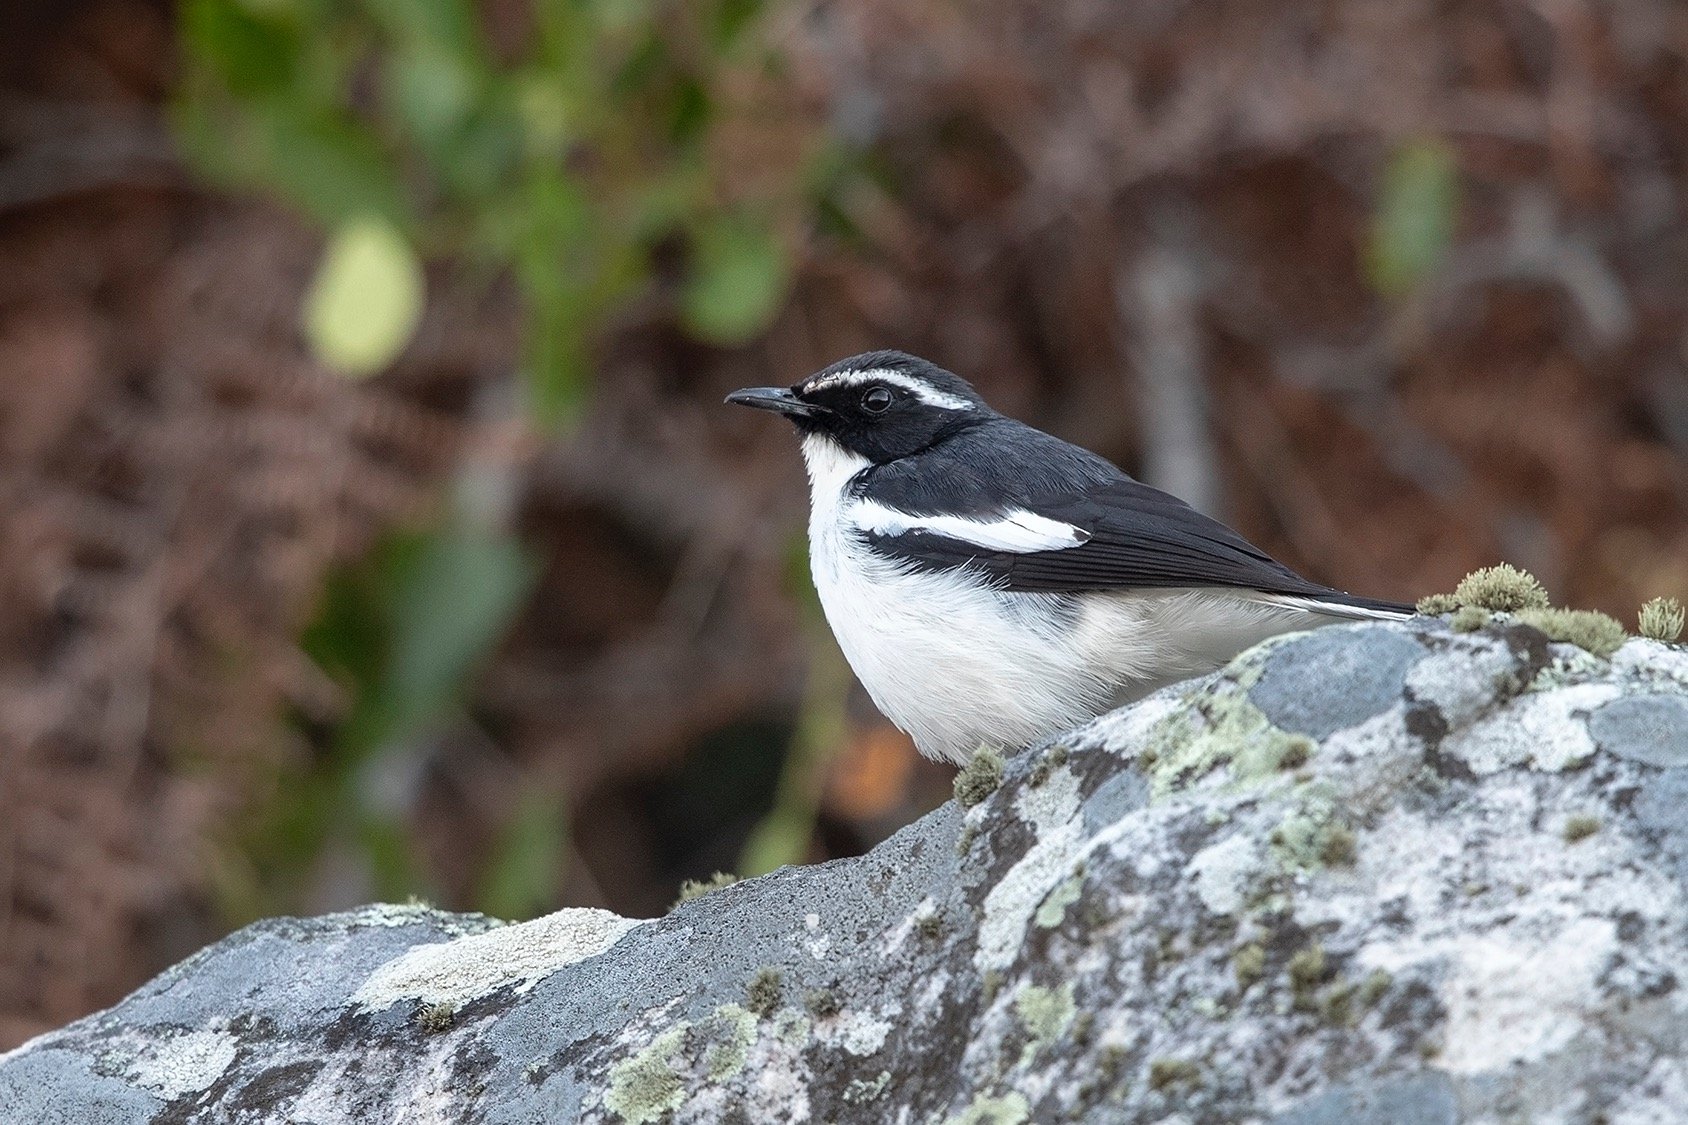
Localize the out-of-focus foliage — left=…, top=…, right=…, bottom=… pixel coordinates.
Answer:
left=176, top=0, right=838, bottom=421
left=303, top=216, right=426, bottom=376
left=173, top=0, right=857, bottom=918
left=228, top=519, right=536, bottom=911
left=1367, top=138, right=1461, bottom=297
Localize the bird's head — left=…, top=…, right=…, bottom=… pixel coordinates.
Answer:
left=727, top=350, right=990, bottom=463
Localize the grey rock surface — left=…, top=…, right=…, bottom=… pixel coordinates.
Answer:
left=6, top=618, right=1688, bottom=1124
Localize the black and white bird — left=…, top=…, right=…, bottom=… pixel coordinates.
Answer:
left=728, top=351, right=1413, bottom=764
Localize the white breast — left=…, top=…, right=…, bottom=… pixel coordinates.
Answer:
left=798, top=435, right=1349, bottom=763
left=800, top=436, right=1118, bottom=762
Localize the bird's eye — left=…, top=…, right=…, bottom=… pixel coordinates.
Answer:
left=861, top=387, right=894, bottom=414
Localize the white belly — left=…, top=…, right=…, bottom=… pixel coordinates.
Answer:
left=799, top=435, right=1328, bottom=762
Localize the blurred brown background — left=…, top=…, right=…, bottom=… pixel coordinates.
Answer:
left=2, top=0, right=1685, bottom=1049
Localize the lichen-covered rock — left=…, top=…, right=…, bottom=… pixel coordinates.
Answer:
left=7, top=619, right=1688, bottom=1124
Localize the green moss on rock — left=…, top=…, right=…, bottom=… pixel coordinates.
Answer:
left=1028, top=744, right=1069, bottom=787
left=1232, top=943, right=1267, bottom=990
left=1563, top=814, right=1601, bottom=843
left=671, top=871, right=739, bottom=910
left=1449, top=605, right=1490, bottom=633
left=414, top=1001, right=455, bottom=1034
left=1454, top=564, right=1551, bottom=613
left=1514, top=608, right=1628, bottom=659
left=803, top=988, right=839, bottom=1019
left=954, top=746, right=1006, bottom=808
left=1639, top=596, right=1685, bottom=642
left=1147, top=1057, right=1201, bottom=1091
left=745, top=967, right=783, bottom=1018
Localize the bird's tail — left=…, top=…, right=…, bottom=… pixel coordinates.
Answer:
left=1258, top=591, right=1416, bottom=622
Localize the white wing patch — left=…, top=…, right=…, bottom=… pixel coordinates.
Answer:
left=1257, top=593, right=1413, bottom=622
left=803, top=368, right=975, bottom=412
left=848, top=499, right=1089, bottom=553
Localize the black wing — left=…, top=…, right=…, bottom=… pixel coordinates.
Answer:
left=858, top=420, right=1410, bottom=613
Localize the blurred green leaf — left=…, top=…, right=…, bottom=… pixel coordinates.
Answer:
left=1367, top=137, right=1460, bottom=297
left=249, top=102, right=409, bottom=224
left=515, top=74, right=572, bottom=154
left=738, top=638, right=850, bottom=876
left=304, top=216, right=426, bottom=377
left=300, top=566, right=389, bottom=692
left=477, top=789, right=569, bottom=920
left=711, top=0, right=764, bottom=48
left=364, top=0, right=481, bottom=54
left=378, top=527, right=536, bottom=738
left=523, top=299, right=591, bottom=428
left=182, top=0, right=298, bottom=94
left=682, top=213, right=789, bottom=344
left=738, top=807, right=810, bottom=880
left=386, top=45, right=478, bottom=155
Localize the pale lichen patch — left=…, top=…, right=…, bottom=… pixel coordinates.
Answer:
left=1012, top=982, right=1075, bottom=1064
left=1442, top=684, right=1617, bottom=775
left=354, top=907, right=642, bottom=1011
left=1186, top=832, right=1267, bottom=915
left=1034, top=871, right=1084, bottom=929
left=825, top=1010, right=894, bottom=1057
left=843, top=1069, right=891, bottom=1104
left=1438, top=918, right=1617, bottom=1074
left=117, top=1028, right=239, bottom=1101
left=977, top=766, right=1086, bottom=970
left=941, top=1091, right=1031, bottom=1125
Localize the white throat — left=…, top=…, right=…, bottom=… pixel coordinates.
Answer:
left=800, top=434, right=871, bottom=503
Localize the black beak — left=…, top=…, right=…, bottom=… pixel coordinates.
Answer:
left=725, top=386, right=821, bottom=417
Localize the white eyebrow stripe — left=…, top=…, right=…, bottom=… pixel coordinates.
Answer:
left=803, top=368, right=975, bottom=411
left=847, top=499, right=1089, bottom=553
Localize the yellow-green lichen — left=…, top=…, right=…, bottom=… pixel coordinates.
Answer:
left=703, top=1005, right=758, bottom=1080
left=1415, top=592, right=1459, bottom=615
left=1563, top=814, right=1601, bottom=843
left=1318, top=823, right=1357, bottom=867
left=1514, top=607, right=1628, bottom=659
left=843, top=1070, right=892, bottom=1104
left=603, top=1025, right=688, bottom=1124
left=1358, top=968, right=1392, bottom=1008
left=1288, top=945, right=1330, bottom=1011
left=1012, top=983, right=1075, bottom=1062
left=771, top=1008, right=810, bottom=1047
left=941, top=1092, right=1031, bottom=1125
left=1319, top=979, right=1356, bottom=1026
left=671, top=871, right=739, bottom=910
left=954, top=746, right=1006, bottom=807
left=1639, top=596, right=1685, bottom=642
left=1140, top=681, right=1317, bottom=800
left=1034, top=871, right=1085, bottom=928
left=1232, top=943, right=1267, bottom=990
left=1267, top=790, right=1355, bottom=871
